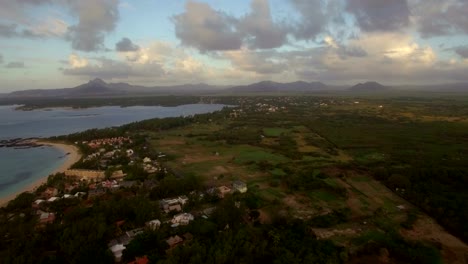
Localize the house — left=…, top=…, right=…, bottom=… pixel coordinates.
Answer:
left=110, top=170, right=126, bottom=180
left=147, top=219, right=161, bottom=230
left=128, top=256, right=149, bottom=264
left=74, top=192, right=86, bottom=197
left=143, top=157, right=152, bottom=163
left=109, top=243, right=125, bottom=262
left=38, top=211, right=55, bottom=224
left=232, top=180, right=248, bottom=193
left=33, top=199, right=45, bottom=206
left=166, top=235, right=183, bottom=248
left=160, top=196, right=188, bottom=213
left=218, top=186, right=231, bottom=198
left=171, top=213, right=194, bottom=225
left=108, top=228, right=144, bottom=262
left=42, top=187, right=58, bottom=199
left=120, top=181, right=137, bottom=188
left=88, top=188, right=106, bottom=198
left=47, top=197, right=60, bottom=202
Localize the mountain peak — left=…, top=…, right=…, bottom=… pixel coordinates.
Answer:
left=349, top=81, right=388, bottom=92
left=88, top=78, right=107, bottom=85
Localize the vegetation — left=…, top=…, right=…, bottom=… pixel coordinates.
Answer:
left=3, top=94, right=468, bottom=263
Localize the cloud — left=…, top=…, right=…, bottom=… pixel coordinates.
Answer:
left=346, top=0, right=410, bottom=32
left=66, top=0, right=120, bottom=52
left=172, top=0, right=290, bottom=51
left=415, top=0, right=468, bottom=37
left=63, top=57, right=136, bottom=79
left=6, top=61, right=25, bottom=68
left=172, top=1, right=242, bottom=51
left=0, top=0, right=119, bottom=51
left=224, top=49, right=287, bottom=74
left=454, top=46, right=468, bottom=58
left=291, top=32, right=440, bottom=83
left=238, top=0, right=288, bottom=49
left=289, top=0, right=329, bottom=40
left=0, top=54, right=3, bottom=64
left=115, top=37, right=140, bottom=52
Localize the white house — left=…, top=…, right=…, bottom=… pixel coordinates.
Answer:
left=147, top=219, right=161, bottom=230
left=171, top=213, right=194, bottom=225
left=143, top=157, right=152, bottom=163
left=232, top=180, right=248, bottom=193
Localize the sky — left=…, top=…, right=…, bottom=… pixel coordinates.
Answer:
left=1, top=0, right=468, bottom=91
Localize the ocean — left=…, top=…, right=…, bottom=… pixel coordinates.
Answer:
left=0, top=104, right=226, bottom=200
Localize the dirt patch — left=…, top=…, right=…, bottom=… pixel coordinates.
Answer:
left=401, top=217, right=468, bottom=264
left=312, top=227, right=359, bottom=240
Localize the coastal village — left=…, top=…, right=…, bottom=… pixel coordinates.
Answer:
left=6, top=135, right=249, bottom=263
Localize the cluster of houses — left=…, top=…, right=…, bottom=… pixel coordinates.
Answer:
left=83, top=137, right=132, bottom=149
left=107, top=180, right=248, bottom=261
left=32, top=187, right=87, bottom=225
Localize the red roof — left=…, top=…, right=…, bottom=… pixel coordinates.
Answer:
left=128, top=256, right=149, bottom=264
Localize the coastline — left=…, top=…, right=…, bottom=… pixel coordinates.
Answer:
left=0, top=140, right=81, bottom=207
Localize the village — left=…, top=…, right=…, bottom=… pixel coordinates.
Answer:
left=21, top=136, right=248, bottom=263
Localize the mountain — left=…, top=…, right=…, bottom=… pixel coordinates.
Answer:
left=5, top=79, right=226, bottom=98
left=349, top=81, right=389, bottom=92
left=228, top=81, right=328, bottom=93
left=7, top=78, right=121, bottom=98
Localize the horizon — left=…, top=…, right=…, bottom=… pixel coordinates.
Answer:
left=1, top=0, right=468, bottom=92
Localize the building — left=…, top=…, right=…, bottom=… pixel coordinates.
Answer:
left=232, top=180, right=248, bottom=193
left=160, top=196, right=189, bottom=213
left=65, top=169, right=105, bottom=181
left=42, top=187, right=58, bottom=199
left=111, top=170, right=126, bottom=180
left=218, top=186, right=231, bottom=198
left=147, top=219, right=161, bottom=230
left=128, top=256, right=149, bottom=264
left=166, top=235, right=183, bottom=248
left=171, top=213, right=194, bottom=225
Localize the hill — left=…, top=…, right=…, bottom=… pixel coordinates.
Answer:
left=228, top=81, right=328, bottom=93
left=349, top=81, right=389, bottom=92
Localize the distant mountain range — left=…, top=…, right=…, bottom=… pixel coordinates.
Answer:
left=227, top=81, right=328, bottom=93
left=5, top=78, right=227, bottom=98
left=2, top=79, right=468, bottom=98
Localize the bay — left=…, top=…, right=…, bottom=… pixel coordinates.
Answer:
left=0, top=104, right=226, bottom=200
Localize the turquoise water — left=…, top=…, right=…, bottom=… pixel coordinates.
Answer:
left=0, top=104, right=226, bottom=200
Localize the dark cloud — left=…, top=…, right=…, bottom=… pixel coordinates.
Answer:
left=115, top=37, right=140, bottom=52
left=66, top=0, right=119, bottom=52
left=454, top=46, right=468, bottom=58
left=172, top=1, right=243, bottom=51
left=339, top=46, right=368, bottom=58
left=417, top=1, right=468, bottom=37
left=0, top=23, right=42, bottom=38
left=173, top=0, right=290, bottom=51
left=6, top=61, right=25, bottom=68
left=347, top=0, right=410, bottom=32
left=238, top=0, right=288, bottom=49
left=0, top=23, right=18, bottom=37
left=289, top=0, right=328, bottom=40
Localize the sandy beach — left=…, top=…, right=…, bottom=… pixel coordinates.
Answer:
left=0, top=140, right=81, bottom=207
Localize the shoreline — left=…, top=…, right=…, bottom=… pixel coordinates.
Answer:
left=0, top=140, right=81, bottom=207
